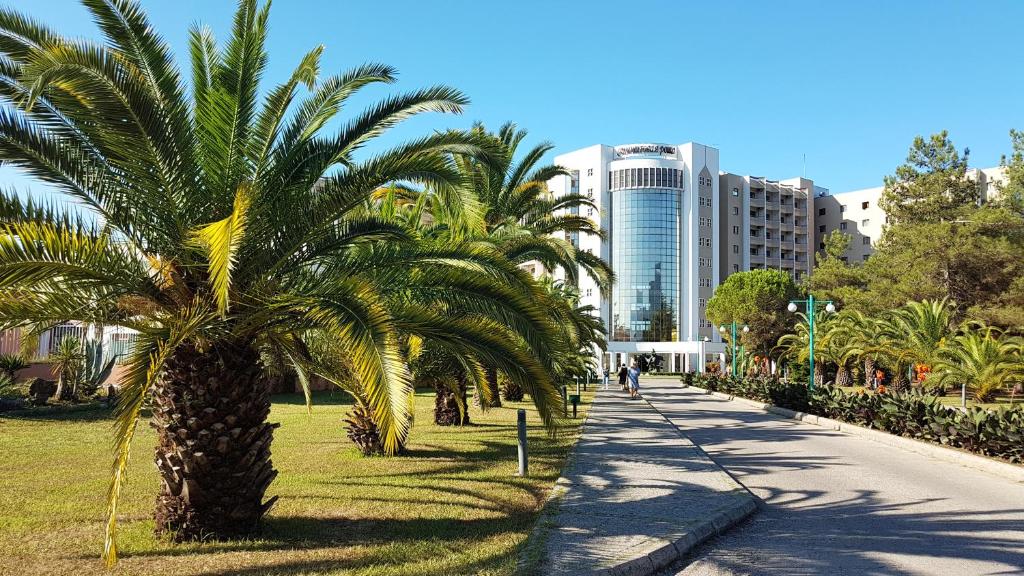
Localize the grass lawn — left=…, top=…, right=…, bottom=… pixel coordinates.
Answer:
left=0, top=387, right=594, bottom=576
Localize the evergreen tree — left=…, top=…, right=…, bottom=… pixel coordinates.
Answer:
left=879, top=131, right=977, bottom=225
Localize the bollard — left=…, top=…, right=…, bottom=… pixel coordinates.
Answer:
left=585, top=372, right=589, bottom=391
left=517, top=409, right=528, bottom=476
left=569, top=394, right=580, bottom=418
left=961, top=384, right=967, bottom=408
left=576, top=381, right=581, bottom=397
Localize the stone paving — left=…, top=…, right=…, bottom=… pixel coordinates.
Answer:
left=530, top=380, right=755, bottom=576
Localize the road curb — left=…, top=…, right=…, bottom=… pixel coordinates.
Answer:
left=591, top=497, right=757, bottom=576
left=687, top=385, right=1024, bottom=484
left=522, top=388, right=759, bottom=576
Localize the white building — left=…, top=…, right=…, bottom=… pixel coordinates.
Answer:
left=548, top=142, right=820, bottom=373
left=812, top=166, right=1008, bottom=262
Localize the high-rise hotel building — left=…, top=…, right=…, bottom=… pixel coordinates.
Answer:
left=547, top=142, right=822, bottom=372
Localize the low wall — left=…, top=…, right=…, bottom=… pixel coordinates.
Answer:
left=15, top=362, right=129, bottom=386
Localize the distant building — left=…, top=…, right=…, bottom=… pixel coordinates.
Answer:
left=547, top=142, right=820, bottom=372
left=812, top=166, right=1008, bottom=263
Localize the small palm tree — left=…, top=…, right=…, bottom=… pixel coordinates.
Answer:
left=0, top=352, right=29, bottom=380
left=890, top=298, right=955, bottom=380
left=50, top=336, right=85, bottom=401
left=930, top=326, right=1022, bottom=402
left=0, top=0, right=562, bottom=563
left=775, top=309, right=834, bottom=387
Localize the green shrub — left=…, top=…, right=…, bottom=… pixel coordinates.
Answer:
left=684, top=374, right=1024, bottom=463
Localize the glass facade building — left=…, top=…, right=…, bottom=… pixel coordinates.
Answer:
left=610, top=184, right=680, bottom=342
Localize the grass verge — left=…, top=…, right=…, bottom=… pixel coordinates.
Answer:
left=0, top=387, right=594, bottom=576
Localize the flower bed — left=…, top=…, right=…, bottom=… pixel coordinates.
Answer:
left=686, top=373, right=1024, bottom=464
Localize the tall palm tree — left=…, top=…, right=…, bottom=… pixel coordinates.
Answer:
left=0, top=0, right=561, bottom=563
left=930, top=325, right=1022, bottom=401
left=410, top=122, right=613, bottom=406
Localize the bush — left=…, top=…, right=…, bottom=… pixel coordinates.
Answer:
left=684, top=374, right=1024, bottom=464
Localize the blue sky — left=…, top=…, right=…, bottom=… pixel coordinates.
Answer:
left=4, top=0, right=1024, bottom=198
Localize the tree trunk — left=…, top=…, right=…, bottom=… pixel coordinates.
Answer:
left=151, top=340, right=278, bottom=542
left=434, top=377, right=470, bottom=426
left=864, top=357, right=875, bottom=387
left=891, top=365, right=910, bottom=393
left=481, top=366, right=501, bottom=408
left=836, top=365, right=852, bottom=387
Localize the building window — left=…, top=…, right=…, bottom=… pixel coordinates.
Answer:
left=861, top=201, right=869, bottom=209
left=731, top=206, right=739, bottom=215
left=587, top=188, right=593, bottom=198
left=861, top=218, right=870, bottom=227
left=862, top=236, right=870, bottom=245
left=840, top=205, right=846, bottom=212
left=587, top=207, right=593, bottom=217
left=587, top=168, right=593, bottom=176
left=731, top=187, right=739, bottom=196
left=732, top=225, right=739, bottom=234
left=818, top=208, right=826, bottom=216
left=732, top=264, right=739, bottom=272
left=840, top=222, right=847, bottom=230
left=818, top=225, right=826, bottom=233
left=732, top=244, right=739, bottom=254
left=699, top=278, right=712, bottom=288
left=585, top=288, right=592, bottom=297
left=862, top=255, right=870, bottom=261
left=698, top=298, right=706, bottom=308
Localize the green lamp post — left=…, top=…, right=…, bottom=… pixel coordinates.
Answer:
left=787, top=294, right=836, bottom=391
left=718, top=321, right=749, bottom=377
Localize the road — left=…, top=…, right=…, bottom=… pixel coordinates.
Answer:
left=639, top=379, right=1024, bottom=576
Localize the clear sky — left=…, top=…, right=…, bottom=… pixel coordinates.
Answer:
left=4, top=0, right=1024, bottom=197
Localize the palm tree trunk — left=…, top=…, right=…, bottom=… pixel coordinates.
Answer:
left=482, top=366, right=501, bottom=408
left=891, top=365, right=910, bottom=393
left=836, top=365, right=852, bottom=387
left=434, top=377, right=470, bottom=426
left=864, top=357, right=875, bottom=387
left=152, top=340, right=278, bottom=542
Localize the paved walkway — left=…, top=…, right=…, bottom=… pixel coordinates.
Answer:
left=531, top=383, right=755, bottom=575
left=637, top=379, right=1024, bottom=576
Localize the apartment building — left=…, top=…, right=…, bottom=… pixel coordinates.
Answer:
left=813, top=166, right=1008, bottom=262
left=548, top=142, right=818, bottom=372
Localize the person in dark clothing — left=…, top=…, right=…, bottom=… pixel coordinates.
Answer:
left=618, top=364, right=628, bottom=390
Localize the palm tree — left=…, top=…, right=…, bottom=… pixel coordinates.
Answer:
left=0, top=0, right=562, bottom=562
left=384, top=123, right=613, bottom=407
left=775, top=309, right=834, bottom=387
left=930, top=326, right=1022, bottom=402
left=50, top=336, right=84, bottom=400
left=889, top=298, right=955, bottom=383
left=442, top=123, right=613, bottom=405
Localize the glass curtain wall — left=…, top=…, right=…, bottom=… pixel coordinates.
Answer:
left=610, top=167, right=681, bottom=342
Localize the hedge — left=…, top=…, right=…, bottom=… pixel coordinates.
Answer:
left=687, top=373, right=1024, bottom=464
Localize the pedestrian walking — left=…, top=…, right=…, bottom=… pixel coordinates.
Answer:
left=618, top=364, right=628, bottom=390
left=627, top=360, right=641, bottom=399
left=602, top=367, right=610, bottom=390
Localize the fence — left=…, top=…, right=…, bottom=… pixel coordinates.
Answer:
left=0, top=324, right=139, bottom=363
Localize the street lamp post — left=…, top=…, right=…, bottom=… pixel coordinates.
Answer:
left=787, top=294, right=836, bottom=391
left=718, top=322, right=749, bottom=377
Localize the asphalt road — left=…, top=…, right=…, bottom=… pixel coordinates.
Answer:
left=638, top=379, right=1024, bottom=576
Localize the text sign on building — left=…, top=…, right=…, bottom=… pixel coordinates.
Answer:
left=614, top=144, right=677, bottom=158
